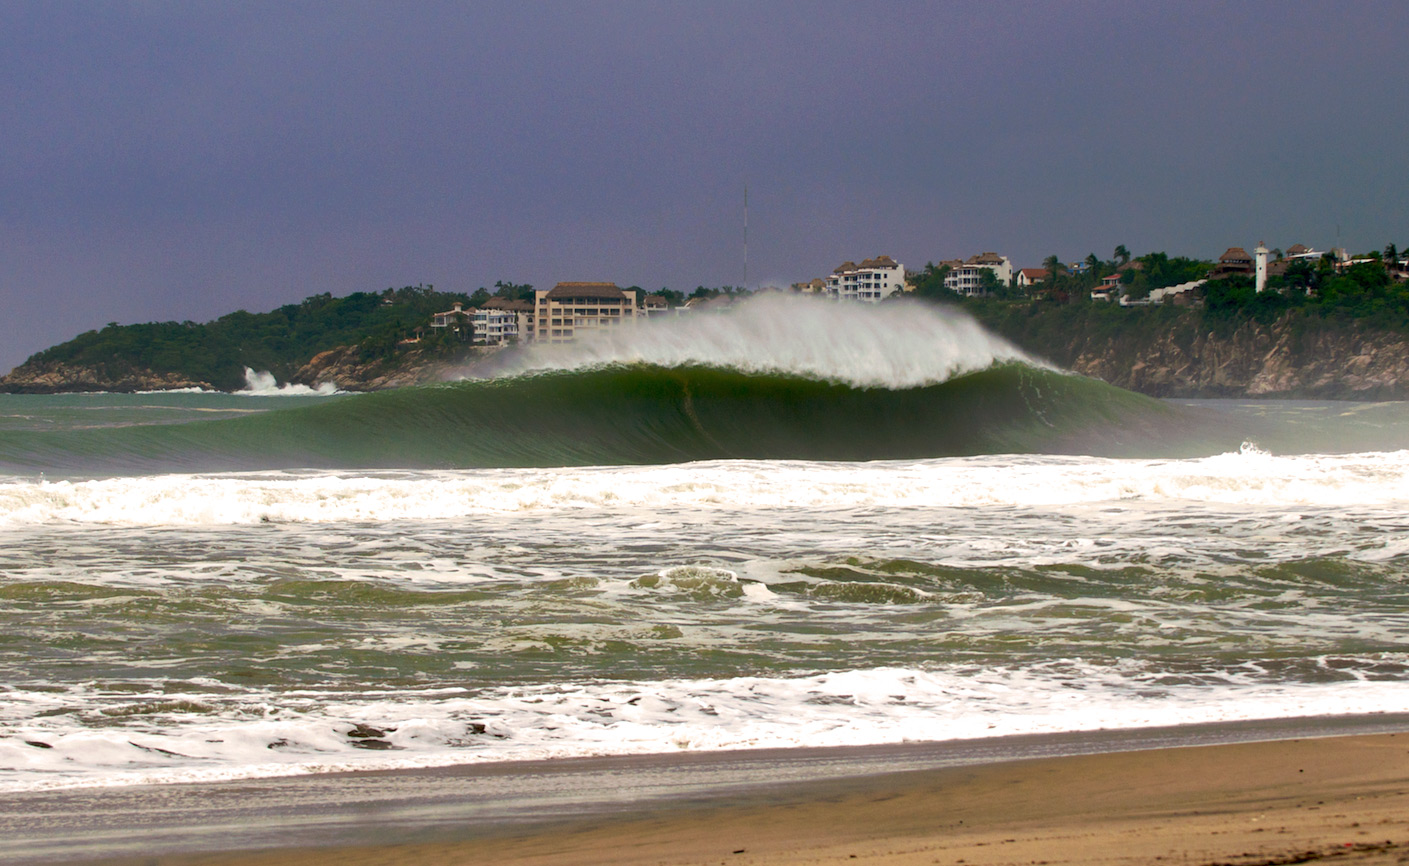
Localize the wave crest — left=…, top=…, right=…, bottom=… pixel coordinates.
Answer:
left=467, top=294, right=1041, bottom=388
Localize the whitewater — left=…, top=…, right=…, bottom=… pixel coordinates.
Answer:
left=1, top=297, right=1407, bottom=793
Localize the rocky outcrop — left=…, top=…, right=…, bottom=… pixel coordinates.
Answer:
left=0, top=362, right=214, bottom=394
left=1054, top=314, right=1409, bottom=400
left=288, top=343, right=502, bottom=391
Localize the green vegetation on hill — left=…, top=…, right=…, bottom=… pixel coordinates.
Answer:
left=957, top=296, right=1193, bottom=369
left=936, top=249, right=1409, bottom=370
left=1207, top=261, right=1409, bottom=328
left=17, top=285, right=475, bottom=390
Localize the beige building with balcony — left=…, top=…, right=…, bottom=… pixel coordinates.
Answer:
left=531, top=282, right=641, bottom=344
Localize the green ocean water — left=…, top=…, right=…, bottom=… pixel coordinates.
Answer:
left=1, top=358, right=1407, bottom=793
left=0, top=364, right=1237, bottom=474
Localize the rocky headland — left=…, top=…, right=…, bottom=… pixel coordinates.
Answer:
left=0, top=363, right=218, bottom=394
left=1046, top=315, right=1409, bottom=400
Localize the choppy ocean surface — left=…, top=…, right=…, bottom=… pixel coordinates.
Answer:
left=2, top=298, right=1406, bottom=793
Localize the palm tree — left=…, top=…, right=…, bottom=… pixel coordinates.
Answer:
left=1043, top=254, right=1062, bottom=278
left=1084, top=253, right=1102, bottom=279
left=1114, top=245, right=1131, bottom=266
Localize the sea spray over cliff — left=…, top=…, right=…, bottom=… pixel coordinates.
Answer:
left=469, top=293, right=1043, bottom=388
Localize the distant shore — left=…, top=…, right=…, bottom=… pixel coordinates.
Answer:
left=7, top=714, right=1409, bottom=866
left=6, top=300, right=1409, bottom=400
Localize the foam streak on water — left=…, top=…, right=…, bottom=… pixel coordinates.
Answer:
left=1, top=449, right=1407, bottom=527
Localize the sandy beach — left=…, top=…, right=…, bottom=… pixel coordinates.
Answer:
left=14, top=726, right=1403, bottom=866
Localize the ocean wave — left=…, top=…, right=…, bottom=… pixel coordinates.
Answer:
left=0, top=363, right=1189, bottom=474
left=3, top=450, right=1408, bottom=526
left=464, top=293, right=1042, bottom=389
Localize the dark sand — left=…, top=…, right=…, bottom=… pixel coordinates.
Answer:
left=7, top=715, right=1409, bottom=866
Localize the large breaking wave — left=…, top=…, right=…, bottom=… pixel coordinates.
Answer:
left=0, top=298, right=1216, bottom=474
left=471, top=292, right=1039, bottom=387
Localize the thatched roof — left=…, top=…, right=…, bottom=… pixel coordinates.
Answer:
left=544, top=282, right=628, bottom=300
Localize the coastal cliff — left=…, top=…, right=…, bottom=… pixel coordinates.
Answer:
left=1065, top=316, right=1409, bottom=399
left=0, top=343, right=490, bottom=394
left=0, top=362, right=216, bottom=394
left=971, top=306, right=1409, bottom=400
left=287, top=343, right=496, bottom=390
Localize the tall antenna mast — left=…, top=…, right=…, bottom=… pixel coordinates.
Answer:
left=743, top=183, right=748, bottom=291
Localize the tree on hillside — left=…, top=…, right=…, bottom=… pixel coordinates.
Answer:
left=1084, top=253, right=1102, bottom=279
left=492, top=280, right=534, bottom=301
left=1114, top=244, right=1131, bottom=266
left=909, top=262, right=953, bottom=300
left=1281, top=258, right=1317, bottom=295
left=977, top=268, right=1005, bottom=297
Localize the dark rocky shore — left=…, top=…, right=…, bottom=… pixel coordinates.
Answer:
left=1041, top=315, right=1409, bottom=400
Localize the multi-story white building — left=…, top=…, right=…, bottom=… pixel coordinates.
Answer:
left=530, top=282, right=641, bottom=344
left=473, top=299, right=532, bottom=344
left=823, top=256, right=906, bottom=302
left=943, top=253, right=1013, bottom=296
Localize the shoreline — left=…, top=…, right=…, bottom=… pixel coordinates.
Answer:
left=5, top=712, right=1409, bottom=865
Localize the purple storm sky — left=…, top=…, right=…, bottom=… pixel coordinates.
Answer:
left=2, top=1, right=1406, bottom=372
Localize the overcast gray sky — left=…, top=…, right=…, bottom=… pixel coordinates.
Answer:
left=3, top=1, right=1406, bottom=372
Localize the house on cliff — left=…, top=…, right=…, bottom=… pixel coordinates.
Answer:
left=823, top=256, right=907, bottom=302
left=944, top=253, right=1013, bottom=296
left=430, top=302, right=472, bottom=340
left=474, top=299, right=533, bottom=345
left=1015, top=268, right=1049, bottom=290
left=531, top=282, right=641, bottom=344
left=1210, top=247, right=1253, bottom=280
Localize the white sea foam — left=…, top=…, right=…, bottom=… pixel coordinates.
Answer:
left=3, top=661, right=1406, bottom=792
left=3, top=450, right=1407, bottom=527
left=468, top=293, right=1042, bottom=388
left=238, top=368, right=342, bottom=396
left=134, top=387, right=217, bottom=394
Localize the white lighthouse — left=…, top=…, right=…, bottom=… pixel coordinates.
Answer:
left=1254, top=241, right=1269, bottom=293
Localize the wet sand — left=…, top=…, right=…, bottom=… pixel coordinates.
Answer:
left=14, top=723, right=1409, bottom=866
